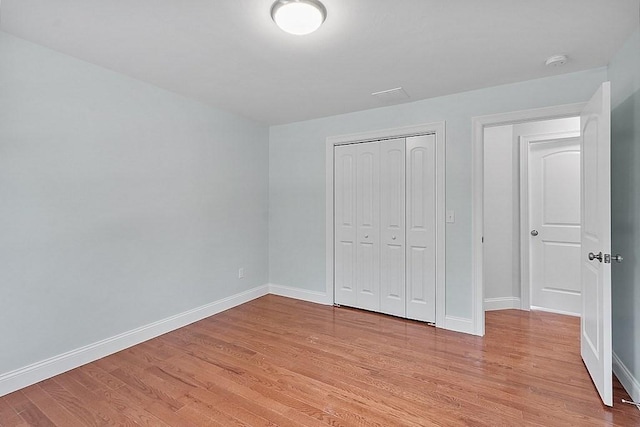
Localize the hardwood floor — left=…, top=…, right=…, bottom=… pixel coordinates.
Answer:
left=1, top=295, right=639, bottom=426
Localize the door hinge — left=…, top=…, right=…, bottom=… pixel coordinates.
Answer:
left=482, top=236, right=484, bottom=243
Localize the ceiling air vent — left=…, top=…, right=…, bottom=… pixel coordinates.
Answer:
left=371, top=87, right=410, bottom=104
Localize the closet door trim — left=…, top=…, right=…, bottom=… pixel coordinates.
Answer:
left=326, top=122, right=446, bottom=329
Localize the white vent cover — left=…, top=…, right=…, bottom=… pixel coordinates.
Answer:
left=371, top=87, right=410, bottom=103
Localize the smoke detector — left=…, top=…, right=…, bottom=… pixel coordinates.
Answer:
left=545, top=54, right=568, bottom=67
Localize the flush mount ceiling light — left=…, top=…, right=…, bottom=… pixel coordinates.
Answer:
left=271, top=0, right=327, bottom=35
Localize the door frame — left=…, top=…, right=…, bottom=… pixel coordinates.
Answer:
left=519, top=131, right=581, bottom=314
left=325, top=122, right=446, bottom=328
left=472, top=103, right=586, bottom=336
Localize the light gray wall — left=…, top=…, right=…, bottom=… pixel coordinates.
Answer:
left=610, top=28, right=640, bottom=396
left=483, top=125, right=518, bottom=302
left=0, top=32, right=269, bottom=375
left=269, top=67, right=607, bottom=319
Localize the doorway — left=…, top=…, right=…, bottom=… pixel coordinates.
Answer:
left=472, top=83, right=614, bottom=406
left=483, top=117, right=582, bottom=316
left=471, top=102, right=587, bottom=337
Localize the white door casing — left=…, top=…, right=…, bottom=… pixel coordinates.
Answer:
left=528, top=135, right=582, bottom=315
left=380, top=138, right=406, bottom=317
left=580, top=82, right=612, bottom=407
left=406, top=135, right=437, bottom=323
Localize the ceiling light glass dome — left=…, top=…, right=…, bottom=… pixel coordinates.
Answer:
left=271, top=0, right=327, bottom=35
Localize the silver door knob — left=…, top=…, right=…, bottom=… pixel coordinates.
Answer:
left=530, top=230, right=539, bottom=236
left=392, top=235, right=396, bottom=240
left=589, top=251, right=603, bottom=262
left=364, top=235, right=369, bottom=239
left=612, top=254, right=623, bottom=263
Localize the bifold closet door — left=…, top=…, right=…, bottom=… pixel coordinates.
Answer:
left=335, top=135, right=436, bottom=322
left=406, top=134, right=437, bottom=323
left=355, top=142, right=380, bottom=311
left=334, top=144, right=357, bottom=307
left=380, top=138, right=406, bottom=317
left=334, top=142, right=380, bottom=311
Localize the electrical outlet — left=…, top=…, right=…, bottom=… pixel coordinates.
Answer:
left=238, top=268, right=244, bottom=279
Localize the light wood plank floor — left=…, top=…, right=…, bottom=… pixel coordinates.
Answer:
left=1, top=295, right=639, bottom=426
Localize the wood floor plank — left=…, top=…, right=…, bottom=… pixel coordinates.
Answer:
left=2, top=390, right=55, bottom=427
left=20, top=385, right=85, bottom=427
left=37, top=378, right=106, bottom=426
left=1, top=295, right=639, bottom=426
left=160, top=354, right=346, bottom=427
left=0, top=397, right=28, bottom=427
left=50, top=375, right=139, bottom=426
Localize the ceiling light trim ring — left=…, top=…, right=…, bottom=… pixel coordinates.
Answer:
left=271, top=0, right=327, bottom=35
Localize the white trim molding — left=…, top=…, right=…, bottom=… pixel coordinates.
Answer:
left=325, top=122, right=446, bottom=329
left=484, top=297, right=522, bottom=311
left=0, top=285, right=269, bottom=398
left=530, top=306, right=580, bottom=317
left=443, top=315, right=474, bottom=335
left=269, top=283, right=333, bottom=305
left=471, top=102, right=587, bottom=336
left=613, top=352, right=640, bottom=408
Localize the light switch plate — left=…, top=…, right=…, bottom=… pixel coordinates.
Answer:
left=446, top=210, right=455, bottom=223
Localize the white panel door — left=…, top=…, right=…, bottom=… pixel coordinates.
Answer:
left=529, top=137, right=582, bottom=315
left=334, top=144, right=358, bottom=307
left=580, top=82, right=612, bottom=406
left=356, top=142, right=380, bottom=311
left=380, top=138, right=406, bottom=317
left=406, top=135, right=436, bottom=322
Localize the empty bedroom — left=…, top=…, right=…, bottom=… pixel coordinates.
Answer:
left=1, top=1, right=639, bottom=425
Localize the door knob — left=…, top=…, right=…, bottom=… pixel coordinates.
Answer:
left=612, top=254, right=623, bottom=263
left=364, top=235, right=369, bottom=239
left=530, top=230, right=539, bottom=236
left=589, top=252, right=603, bottom=262
left=392, top=235, right=397, bottom=240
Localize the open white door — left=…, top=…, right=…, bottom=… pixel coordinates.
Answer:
left=580, top=82, right=612, bottom=406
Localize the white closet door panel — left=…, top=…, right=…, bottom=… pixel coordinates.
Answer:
left=334, top=144, right=357, bottom=307
left=380, top=138, right=406, bottom=317
left=356, top=142, right=380, bottom=311
left=406, top=135, right=437, bottom=322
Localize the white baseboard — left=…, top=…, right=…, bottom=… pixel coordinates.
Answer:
left=530, top=305, right=580, bottom=317
left=268, top=283, right=333, bottom=305
left=0, top=284, right=269, bottom=398
left=613, top=351, right=640, bottom=409
left=484, top=297, right=522, bottom=311
left=444, top=315, right=475, bottom=335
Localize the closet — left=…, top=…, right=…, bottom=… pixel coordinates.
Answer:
left=334, top=134, right=437, bottom=323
